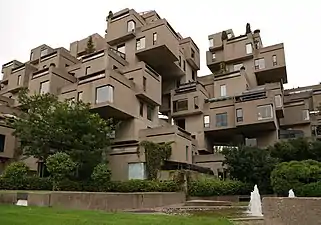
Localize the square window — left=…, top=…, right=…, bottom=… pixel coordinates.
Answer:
left=40, top=49, right=48, bottom=57
left=127, top=20, right=136, bottom=32
left=216, top=113, right=228, bottom=127
left=128, top=162, right=146, bottom=180
left=95, top=85, right=114, bottom=104
left=40, top=80, right=50, bottom=94
left=257, top=105, right=273, bottom=120
left=246, top=43, right=252, bottom=54
left=233, top=63, right=243, bottom=71
left=254, top=58, right=265, bottom=70
left=136, top=37, right=146, bottom=50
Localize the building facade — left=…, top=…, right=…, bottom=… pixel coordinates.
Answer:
left=0, top=9, right=320, bottom=179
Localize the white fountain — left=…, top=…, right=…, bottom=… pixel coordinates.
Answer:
left=248, top=184, right=263, bottom=217
left=288, top=189, right=296, bottom=198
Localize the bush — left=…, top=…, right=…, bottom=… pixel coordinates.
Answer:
left=1, top=162, right=29, bottom=180
left=188, top=178, right=251, bottom=197
left=0, top=176, right=181, bottom=193
left=0, top=176, right=52, bottom=190
left=297, top=182, right=321, bottom=197
left=271, top=160, right=321, bottom=196
left=46, top=152, right=77, bottom=190
left=91, top=163, right=111, bottom=189
left=109, top=180, right=181, bottom=192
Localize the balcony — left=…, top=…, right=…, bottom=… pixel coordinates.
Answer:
left=254, top=43, right=287, bottom=85
left=171, top=82, right=207, bottom=117
left=135, top=19, right=180, bottom=76
left=280, top=103, right=311, bottom=127
left=84, top=71, right=136, bottom=119
left=139, top=125, right=193, bottom=163
left=234, top=89, right=277, bottom=134
left=179, top=37, right=200, bottom=70
left=206, top=50, right=224, bottom=73
left=123, top=63, right=161, bottom=106
left=4, top=64, right=37, bottom=94
left=29, top=66, right=76, bottom=95
left=105, top=9, right=141, bottom=45
left=203, top=98, right=236, bottom=135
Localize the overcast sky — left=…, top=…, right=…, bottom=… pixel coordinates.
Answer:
left=0, top=0, right=320, bottom=89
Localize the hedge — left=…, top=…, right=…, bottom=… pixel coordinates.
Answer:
left=188, top=178, right=251, bottom=197
left=0, top=177, right=181, bottom=193
left=296, top=182, right=321, bottom=197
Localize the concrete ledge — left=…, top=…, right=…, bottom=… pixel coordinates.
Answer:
left=263, top=197, right=321, bottom=225
left=0, top=191, right=185, bottom=211
left=0, top=192, right=17, bottom=204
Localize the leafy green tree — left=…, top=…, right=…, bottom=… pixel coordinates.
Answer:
left=222, top=145, right=278, bottom=194
left=91, top=163, right=111, bottom=189
left=269, top=137, right=321, bottom=162
left=271, top=160, right=321, bottom=195
left=10, top=89, right=115, bottom=179
left=46, top=152, right=76, bottom=190
left=269, top=137, right=314, bottom=162
left=85, top=36, right=95, bottom=54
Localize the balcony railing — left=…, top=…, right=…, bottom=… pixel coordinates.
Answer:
left=108, top=47, right=126, bottom=60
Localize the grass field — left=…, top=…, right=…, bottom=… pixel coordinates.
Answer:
left=0, top=205, right=233, bottom=225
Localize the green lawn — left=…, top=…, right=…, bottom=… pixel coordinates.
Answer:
left=0, top=205, right=233, bottom=225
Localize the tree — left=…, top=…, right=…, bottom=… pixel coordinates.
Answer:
left=271, top=160, right=321, bottom=196
left=222, top=145, right=278, bottom=194
left=10, top=89, right=115, bottom=179
left=269, top=137, right=321, bottom=162
left=85, top=36, right=95, bottom=54
left=46, top=152, right=76, bottom=190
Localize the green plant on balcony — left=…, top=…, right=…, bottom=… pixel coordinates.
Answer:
left=85, top=36, right=95, bottom=54
left=140, top=141, right=173, bottom=180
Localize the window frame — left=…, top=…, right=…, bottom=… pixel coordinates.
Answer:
left=95, top=85, right=114, bottom=104
left=246, top=43, right=253, bottom=54
left=39, top=80, right=50, bottom=94
left=236, top=108, right=243, bottom=122
left=147, top=105, right=153, bottom=121
left=204, top=115, right=210, bottom=128
left=209, top=38, right=214, bottom=48
left=220, top=84, right=227, bottom=97
left=17, top=75, right=21, bottom=85
left=257, top=104, right=273, bottom=120
left=136, top=37, right=146, bottom=50
left=216, top=113, right=228, bottom=127
left=127, top=20, right=136, bottom=33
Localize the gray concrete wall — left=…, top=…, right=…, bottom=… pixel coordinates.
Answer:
left=0, top=191, right=185, bottom=211
left=263, top=197, right=321, bottom=225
